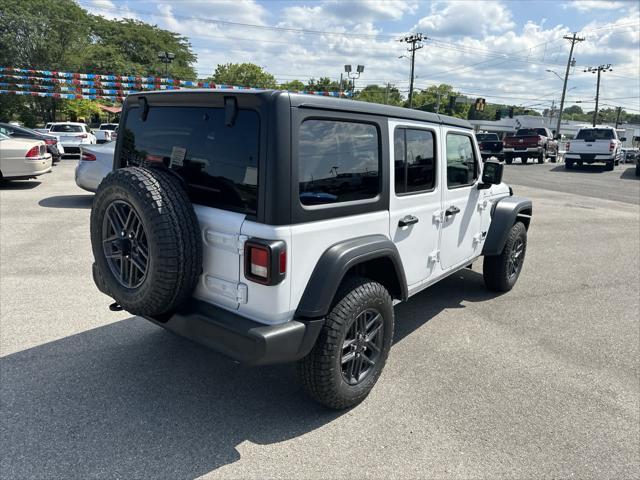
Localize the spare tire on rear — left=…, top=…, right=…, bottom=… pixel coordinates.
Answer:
left=90, top=166, right=202, bottom=316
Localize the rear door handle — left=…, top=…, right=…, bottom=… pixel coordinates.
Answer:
left=445, top=206, right=460, bottom=217
left=398, top=215, right=419, bottom=227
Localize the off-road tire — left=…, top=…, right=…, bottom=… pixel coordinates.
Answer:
left=483, top=221, right=527, bottom=292
left=297, top=277, right=394, bottom=409
left=90, top=166, right=202, bottom=316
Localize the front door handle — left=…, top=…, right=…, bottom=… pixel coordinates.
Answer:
left=445, top=206, right=460, bottom=217
left=398, top=215, right=419, bottom=227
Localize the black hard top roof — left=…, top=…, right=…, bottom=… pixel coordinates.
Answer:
left=129, top=89, right=472, bottom=129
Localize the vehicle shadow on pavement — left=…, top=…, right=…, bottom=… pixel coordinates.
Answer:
left=550, top=165, right=606, bottom=174
left=0, top=180, right=42, bottom=190
left=0, top=269, right=496, bottom=478
left=620, top=167, right=639, bottom=180
left=0, top=318, right=342, bottom=478
left=39, top=194, right=94, bottom=209
left=394, top=267, right=498, bottom=343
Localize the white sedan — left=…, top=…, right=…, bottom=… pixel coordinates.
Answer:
left=49, top=122, right=96, bottom=155
left=0, top=132, right=52, bottom=180
left=76, top=142, right=114, bottom=192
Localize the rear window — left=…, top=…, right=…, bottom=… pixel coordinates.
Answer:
left=517, top=129, right=546, bottom=136
left=51, top=124, right=83, bottom=133
left=576, top=128, right=615, bottom=140
left=298, top=119, right=380, bottom=206
left=100, top=124, right=118, bottom=130
left=476, top=133, right=499, bottom=141
left=120, top=106, right=259, bottom=215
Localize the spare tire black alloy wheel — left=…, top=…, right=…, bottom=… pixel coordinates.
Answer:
left=341, top=308, right=383, bottom=386
left=102, top=200, right=149, bottom=289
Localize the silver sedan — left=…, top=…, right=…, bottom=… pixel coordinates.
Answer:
left=75, top=142, right=114, bottom=192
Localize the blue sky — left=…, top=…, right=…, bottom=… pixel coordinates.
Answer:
left=82, top=0, right=639, bottom=113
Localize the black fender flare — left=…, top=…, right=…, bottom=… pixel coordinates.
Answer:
left=295, top=235, right=408, bottom=319
left=482, top=196, right=532, bottom=256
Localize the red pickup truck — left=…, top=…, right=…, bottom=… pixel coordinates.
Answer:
left=503, top=127, right=558, bottom=164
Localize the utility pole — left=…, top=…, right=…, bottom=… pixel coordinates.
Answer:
left=585, top=64, right=613, bottom=127
left=400, top=33, right=424, bottom=109
left=615, top=106, right=622, bottom=129
left=385, top=82, right=390, bottom=104
left=555, top=33, right=584, bottom=138
left=435, top=91, right=441, bottom=113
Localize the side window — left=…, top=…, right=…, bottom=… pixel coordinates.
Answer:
left=394, top=128, right=436, bottom=194
left=446, top=133, right=477, bottom=188
left=298, top=119, right=379, bottom=206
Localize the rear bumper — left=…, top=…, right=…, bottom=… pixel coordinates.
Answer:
left=564, top=153, right=614, bottom=163
left=503, top=147, right=541, bottom=154
left=146, top=300, right=323, bottom=365
left=481, top=151, right=503, bottom=158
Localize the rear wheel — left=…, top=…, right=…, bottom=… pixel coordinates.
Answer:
left=522, top=157, right=528, bottom=164
left=505, top=155, right=513, bottom=165
left=605, top=161, right=614, bottom=171
left=297, top=277, right=394, bottom=409
left=537, top=151, right=545, bottom=164
left=565, top=160, right=574, bottom=169
left=483, top=222, right=527, bottom=292
left=549, top=155, right=557, bottom=163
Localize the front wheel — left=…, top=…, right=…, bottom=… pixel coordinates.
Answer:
left=483, top=222, right=527, bottom=292
left=297, top=277, right=394, bottom=409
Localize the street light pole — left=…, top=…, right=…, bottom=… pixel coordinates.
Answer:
left=344, top=64, right=364, bottom=95
left=157, top=51, right=175, bottom=78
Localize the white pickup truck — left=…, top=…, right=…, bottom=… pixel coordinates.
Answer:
left=564, top=126, right=624, bottom=171
left=94, top=123, right=118, bottom=144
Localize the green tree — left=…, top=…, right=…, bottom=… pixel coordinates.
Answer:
left=305, top=77, right=344, bottom=92
left=279, top=80, right=306, bottom=91
left=209, top=63, right=276, bottom=88
left=354, top=84, right=403, bottom=106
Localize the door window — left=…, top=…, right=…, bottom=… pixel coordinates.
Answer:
left=446, top=133, right=478, bottom=188
left=394, top=128, right=436, bottom=194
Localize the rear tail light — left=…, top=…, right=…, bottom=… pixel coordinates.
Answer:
left=566, top=141, right=570, bottom=150
left=81, top=151, right=97, bottom=161
left=609, top=141, right=615, bottom=152
left=26, top=146, right=40, bottom=158
left=80, top=133, right=88, bottom=138
left=44, top=138, right=56, bottom=145
left=244, top=239, right=287, bottom=285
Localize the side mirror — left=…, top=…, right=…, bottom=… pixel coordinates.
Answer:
left=479, top=160, right=503, bottom=189
left=620, top=137, right=627, bottom=142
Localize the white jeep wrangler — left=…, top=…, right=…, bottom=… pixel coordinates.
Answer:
left=90, top=91, right=532, bottom=409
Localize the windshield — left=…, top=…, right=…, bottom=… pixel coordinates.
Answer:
left=476, top=134, right=499, bottom=141
left=575, top=128, right=615, bottom=140
left=51, top=124, right=84, bottom=133
left=100, top=124, right=118, bottom=130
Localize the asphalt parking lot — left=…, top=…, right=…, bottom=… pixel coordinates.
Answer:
left=1, top=159, right=639, bottom=479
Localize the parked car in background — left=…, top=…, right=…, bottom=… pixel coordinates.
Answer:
left=0, top=122, right=64, bottom=163
left=0, top=132, right=52, bottom=180
left=34, top=122, right=53, bottom=134
left=76, top=142, right=114, bottom=192
left=621, top=148, right=638, bottom=164
left=503, top=127, right=558, bottom=164
left=94, top=123, right=119, bottom=144
left=564, top=126, right=624, bottom=171
left=475, top=132, right=504, bottom=161
left=49, top=122, right=96, bottom=154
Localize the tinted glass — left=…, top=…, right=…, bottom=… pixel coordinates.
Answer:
left=100, top=124, right=118, bottom=130
left=476, top=133, right=498, bottom=142
left=394, top=128, right=436, bottom=194
left=446, top=134, right=477, bottom=188
left=51, top=124, right=83, bottom=133
left=575, top=128, right=615, bottom=140
left=121, top=106, right=260, bottom=215
left=298, top=120, right=379, bottom=205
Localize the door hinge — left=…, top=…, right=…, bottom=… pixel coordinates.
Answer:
left=205, top=276, right=248, bottom=304
left=472, top=231, right=487, bottom=245
left=205, top=231, right=248, bottom=254
left=477, top=199, right=489, bottom=211
left=428, top=249, right=440, bottom=264
left=432, top=210, right=444, bottom=224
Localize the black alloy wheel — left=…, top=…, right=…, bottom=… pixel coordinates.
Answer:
left=102, top=200, right=149, bottom=289
left=341, top=308, right=384, bottom=386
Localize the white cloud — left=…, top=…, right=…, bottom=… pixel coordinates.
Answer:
left=415, top=0, right=516, bottom=37
left=85, top=0, right=138, bottom=20
left=564, top=1, right=627, bottom=12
